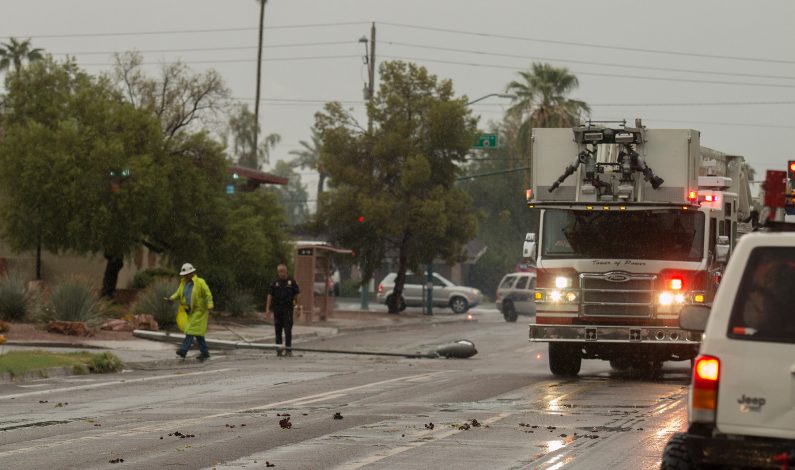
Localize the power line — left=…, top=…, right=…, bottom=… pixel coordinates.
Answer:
left=52, top=41, right=358, bottom=57
left=380, top=54, right=795, bottom=90
left=1, top=21, right=369, bottom=40
left=383, top=40, right=795, bottom=82
left=590, top=100, right=795, bottom=107
left=80, top=54, right=361, bottom=67
left=380, top=21, right=795, bottom=66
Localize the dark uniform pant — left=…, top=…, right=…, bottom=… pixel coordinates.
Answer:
left=274, top=308, right=293, bottom=348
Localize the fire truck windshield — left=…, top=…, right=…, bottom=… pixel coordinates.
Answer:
left=542, top=209, right=705, bottom=261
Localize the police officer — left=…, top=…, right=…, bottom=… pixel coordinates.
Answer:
left=266, top=264, right=301, bottom=357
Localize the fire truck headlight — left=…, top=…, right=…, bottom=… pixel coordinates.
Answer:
left=659, top=292, right=674, bottom=306
left=565, top=292, right=577, bottom=303
left=555, top=276, right=572, bottom=289
left=550, top=291, right=563, bottom=302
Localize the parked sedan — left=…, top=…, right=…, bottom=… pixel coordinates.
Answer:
left=496, top=272, right=536, bottom=322
left=376, top=272, right=482, bottom=314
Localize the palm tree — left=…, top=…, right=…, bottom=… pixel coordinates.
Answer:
left=288, top=128, right=326, bottom=201
left=505, top=63, right=590, bottom=155
left=0, top=37, right=44, bottom=77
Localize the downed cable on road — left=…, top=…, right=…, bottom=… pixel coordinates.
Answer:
left=132, top=330, right=477, bottom=359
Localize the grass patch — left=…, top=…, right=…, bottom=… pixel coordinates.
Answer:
left=0, top=350, right=124, bottom=379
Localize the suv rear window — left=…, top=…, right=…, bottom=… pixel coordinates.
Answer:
left=727, top=247, right=795, bottom=344
left=500, top=276, right=516, bottom=289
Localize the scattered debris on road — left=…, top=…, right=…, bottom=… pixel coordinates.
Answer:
left=333, top=412, right=343, bottom=420
left=279, top=417, right=292, bottom=429
left=109, top=458, right=124, bottom=463
left=424, top=422, right=434, bottom=430
left=471, top=419, right=481, bottom=427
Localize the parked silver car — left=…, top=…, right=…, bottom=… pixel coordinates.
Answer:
left=376, top=272, right=482, bottom=314
left=496, top=272, right=536, bottom=322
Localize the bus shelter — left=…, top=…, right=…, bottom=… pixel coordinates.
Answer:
left=294, top=243, right=352, bottom=322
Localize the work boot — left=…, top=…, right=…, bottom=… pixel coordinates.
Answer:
left=196, top=354, right=210, bottom=362
left=284, top=350, right=293, bottom=357
left=176, top=350, right=186, bottom=359
left=276, top=348, right=284, bottom=357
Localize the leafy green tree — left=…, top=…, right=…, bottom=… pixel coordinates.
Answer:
left=271, top=160, right=309, bottom=226
left=0, top=58, right=168, bottom=295
left=315, top=61, right=478, bottom=313
left=289, top=128, right=326, bottom=201
left=225, top=103, right=281, bottom=169
left=506, top=63, right=590, bottom=157
left=0, top=37, right=43, bottom=77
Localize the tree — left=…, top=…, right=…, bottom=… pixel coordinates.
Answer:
left=0, top=38, right=43, bottom=77
left=289, top=128, right=326, bottom=201
left=459, top=113, right=538, bottom=294
left=505, top=63, right=590, bottom=156
left=271, top=160, right=309, bottom=226
left=0, top=58, right=168, bottom=294
left=315, top=61, right=478, bottom=313
left=113, top=51, right=230, bottom=143
left=225, top=103, right=280, bottom=169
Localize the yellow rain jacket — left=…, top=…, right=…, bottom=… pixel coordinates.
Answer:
left=170, top=276, right=214, bottom=336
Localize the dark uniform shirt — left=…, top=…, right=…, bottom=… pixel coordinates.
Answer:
left=270, top=278, right=300, bottom=312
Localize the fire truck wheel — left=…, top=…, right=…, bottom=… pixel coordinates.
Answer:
left=548, top=343, right=581, bottom=377
left=609, top=359, right=631, bottom=371
left=502, top=301, right=518, bottom=322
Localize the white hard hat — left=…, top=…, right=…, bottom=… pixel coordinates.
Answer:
left=179, top=263, right=196, bottom=276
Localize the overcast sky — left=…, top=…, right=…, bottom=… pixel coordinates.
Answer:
left=2, top=0, right=794, bottom=199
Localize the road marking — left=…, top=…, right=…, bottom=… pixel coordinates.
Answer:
left=0, top=369, right=235, bottom=401
left=289, top=393, right=348, bottom=406
left=332, top=412, right=512, bottom=470
left=0, top=371, right=445, bottom=458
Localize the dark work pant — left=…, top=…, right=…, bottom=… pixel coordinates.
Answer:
left=274, top=309, right=294, bottom=348
left=180, top=335, right=209, bottom=356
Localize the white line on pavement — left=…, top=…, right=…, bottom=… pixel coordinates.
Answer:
left=0, top=368, right=235, bottom=401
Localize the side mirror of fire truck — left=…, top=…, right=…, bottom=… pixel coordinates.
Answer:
left=715, top=235, right=730, bottom=263
left=523, top=233, right=537, bottom=262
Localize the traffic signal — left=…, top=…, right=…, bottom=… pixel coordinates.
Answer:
left=787, top=161, right=795, bottom=214
left=357, top=215, right=365, bottom=224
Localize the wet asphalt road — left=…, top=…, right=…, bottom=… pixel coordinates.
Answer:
left=0, top=310, right=690, bottom=469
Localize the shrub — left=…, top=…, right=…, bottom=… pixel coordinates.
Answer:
left=51, top=278, right=102, bottom=325
left=133, top=279, right=178, bottom=329
left=87, top=352, right=123, bottom=373
left=225, top=289, right=257, bottom=317
left=130, top=267, right=177, bottom=289
left=339, top=279, right=363, bottom=298
left=0, top=275, right=29, bottom=321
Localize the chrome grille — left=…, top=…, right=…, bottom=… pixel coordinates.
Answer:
left=580, top=272, right=656, bottom=317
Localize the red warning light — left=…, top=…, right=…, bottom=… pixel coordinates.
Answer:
left=357, top=216, right=365, bottom=224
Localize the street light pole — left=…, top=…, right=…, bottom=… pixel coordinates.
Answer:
left=359, top=23, right=376, bottom=311
left=253, top=0, right=267, bottom=168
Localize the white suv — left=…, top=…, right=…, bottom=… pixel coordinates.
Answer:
left=662, top=232, right=795, bottom=469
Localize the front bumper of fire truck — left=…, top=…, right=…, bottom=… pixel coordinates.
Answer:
left=529, top=324, right=701, bottom=344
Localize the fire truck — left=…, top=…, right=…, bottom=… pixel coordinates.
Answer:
left=524, top=120, right=752, bottom=376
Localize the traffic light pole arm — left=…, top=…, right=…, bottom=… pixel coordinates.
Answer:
left=466, top=93, right=516, bottom=106
left=457, top=166, right=531, bottom=181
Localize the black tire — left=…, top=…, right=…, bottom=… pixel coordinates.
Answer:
left=450, top=296, right=469, bottom=314
left=386, top=294, right=406, bottom=313
left=661, top=432, right=694, bottom=470
left=502, top=301, right=518, bottom=322
left=548, top=343, right=582, bottom=377
left=609, top=359, right=631, bottom=371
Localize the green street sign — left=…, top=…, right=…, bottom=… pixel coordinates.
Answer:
left=473, top=133, right=497, bottom=149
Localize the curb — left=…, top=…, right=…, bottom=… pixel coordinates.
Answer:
left=0, top=365, right=84, bottom=384
left=4, top=341, right=106, bottom=349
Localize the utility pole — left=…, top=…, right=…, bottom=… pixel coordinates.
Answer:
left=253, top=0, right=267, bottom=168
left=359, top=22, right=376, bottom=311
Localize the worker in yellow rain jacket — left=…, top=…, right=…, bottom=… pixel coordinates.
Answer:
left=170, top=263, right=214, bottom=361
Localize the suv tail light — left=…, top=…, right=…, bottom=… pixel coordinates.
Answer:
left=377, top=284, right=384, bottom=294
left=691, top=355, right=720, bottom=423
